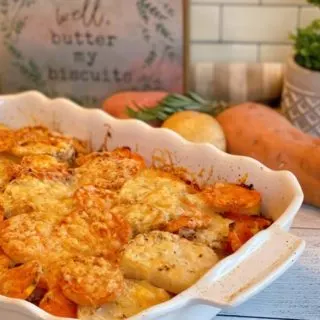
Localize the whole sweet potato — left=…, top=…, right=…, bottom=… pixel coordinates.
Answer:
left=216, top=103, right=320, bottom=208
left=102, top=91, right=168, bottom=120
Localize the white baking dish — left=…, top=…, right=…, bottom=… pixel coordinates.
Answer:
left=0, top=91, right=305, bottom=320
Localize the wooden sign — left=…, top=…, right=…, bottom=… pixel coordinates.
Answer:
left=0, top=0, right=189, bottom=107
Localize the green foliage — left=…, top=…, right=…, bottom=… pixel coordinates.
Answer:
left=0, top=0, right=31, bottom=40
left=7, top=43, right=46, bottom=89
left=307, top=0, right=320, bottom=6
left=6, top=43, right=23, bottom=60
left=0, top=1, right=48, bottom=92
left=127, top=92, right=228, bottom=122
left=291, top=0, right=320, bottom=71
left=136, top=0, right=174, bottom=45
left=144, top=49, right=157, bottom=66
left=155, top=23, right=173, bottom=42
left=291, top=20, right=320, bottom=71
left=136, top=0, right=168, bottom=23
left=136, top=0, right=175, bottom=69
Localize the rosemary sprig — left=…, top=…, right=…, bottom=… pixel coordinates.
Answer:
left=127, top=92, right=229, bottom=122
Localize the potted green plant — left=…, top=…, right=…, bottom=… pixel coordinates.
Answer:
left=281, top=0, right=320, bottom=137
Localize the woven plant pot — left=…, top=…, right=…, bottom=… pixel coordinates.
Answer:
left=281, top=56, right=320, bottom=137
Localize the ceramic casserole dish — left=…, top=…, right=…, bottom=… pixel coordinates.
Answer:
left=0, top=91, right=305, bottom=320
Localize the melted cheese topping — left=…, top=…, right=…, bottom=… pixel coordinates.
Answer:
left=11, top=126, right=79, bottom=162
left=1, top=175, right=73, bottom=220
left=0, top=213, right=54, bottom=263
left=0, top=125, right=270, bottom=319
left=0, top=157, right=18, bottom=191
left=61, top=256, right=124, bottom=306
left=115, top=169, right=214, bottom=235
left=54, top=186, right=131, bottom=260
left=0, top=127, right=14, bottom=153
left=0, top=126, right=88, bottom=163
left=75, top=151, right=145, bottom=190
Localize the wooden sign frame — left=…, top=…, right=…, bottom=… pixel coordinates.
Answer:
left=0, top=0, right=190, bottom=108
left=183, top=0, right=190, bottom=94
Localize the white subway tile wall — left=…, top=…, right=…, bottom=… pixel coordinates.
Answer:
left=191, top=44, right=258, bottom=62
left=222, top=6, right=298, bottom=42
left=190, top=1, right=319, bottom=63
left=260, top=45, right=293, bottom=62
left=300, top=7, right=320, bottom=26
left=262, top=0, right=306, bottom=4
left=190, top=6, right=220, bottom=41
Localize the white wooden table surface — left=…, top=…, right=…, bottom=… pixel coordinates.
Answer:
left=214, top=205, right=320, bottom=320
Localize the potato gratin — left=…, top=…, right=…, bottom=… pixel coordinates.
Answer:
left=0, top=125, right=272, bottom=319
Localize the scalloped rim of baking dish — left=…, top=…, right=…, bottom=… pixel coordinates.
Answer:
left=0, top=91, right=305, bottom=320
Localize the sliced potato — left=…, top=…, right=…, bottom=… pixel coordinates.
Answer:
left=116, top=169, right=212, bottom=235
left=192, top=213, right=233, bottom=250
left=78, top=279, right=170, bottom=320
left=121, top=231, right=219, bottom=294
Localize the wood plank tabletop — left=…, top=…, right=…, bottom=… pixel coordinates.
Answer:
left=215, top=205, right=320, bottom=320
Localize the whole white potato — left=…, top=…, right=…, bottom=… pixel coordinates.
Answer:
left=162, top=111, right=226, bottom=152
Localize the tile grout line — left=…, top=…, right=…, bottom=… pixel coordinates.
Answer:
left=257, top=43, right=261, bottom=63
left=190, top=1, right=317, bottom=63
left=191, top=2, right=313, bottom=8
left=297, top=6, right=302, bottom=28
left=191, top=40, right=292, bottom=45
left=219, top=4, right=224, bottom=42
